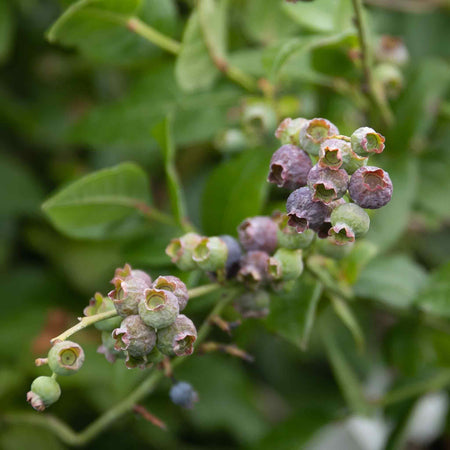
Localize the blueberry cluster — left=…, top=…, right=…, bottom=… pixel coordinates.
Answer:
left=270, top=117, right=393, bottom=245
left=93, top=264, right=198, bottom=369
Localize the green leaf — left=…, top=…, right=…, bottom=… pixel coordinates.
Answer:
left=330, top=296, right=365, bottom=352
left=354, top=254, right=428, bottom=309
left=253, top=407, right=333, bottom=450
left=152, top=116, right=187, bottom=228
left=46, top=0, right=176, bottom=64
left=201, top=150, right=271, bottom=235
left=340, top=240, right=378, bottom=285
left=416, top=262, right=450, bottom=318
left=0, top=154, right=44, bottom=217
left=0, top=0, right=14, bottom=64
left=282, top=0, right=353, bottom=33
left=42, top=162, right=151, bottom=239
left=175, top=10, right=219, bottom=92
left=198, top=0, right=227, bottom=61
left=366, top=156, right=418, bottom=251
left=242, top=0, right=299, bottom=44
left=321, top=325, right=372, bottom=415
left=265, top=275, right=322, bottom=350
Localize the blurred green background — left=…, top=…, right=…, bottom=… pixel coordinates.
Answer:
left=1, top=0, right=450, bottom=449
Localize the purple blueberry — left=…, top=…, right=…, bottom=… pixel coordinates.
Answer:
left=220, top=235, right=243, bottom=278
left=286, top=187, right=331, bottom=232
left=267, top=144, right=312, bottom=190
left=238, top=216, right=278, bottom=254
left=348, top=166, right=393, bottom=209
left=237, top=250, right=270, bottom=290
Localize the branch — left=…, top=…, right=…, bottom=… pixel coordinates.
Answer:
left=6, top=290, right=238, bottom=446
left=351, top=0, right=394, bottom=127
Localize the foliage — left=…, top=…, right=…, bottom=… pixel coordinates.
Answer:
left=1, top=0, right=450, bottom=449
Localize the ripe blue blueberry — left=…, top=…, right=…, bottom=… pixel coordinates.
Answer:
left=169, top=381, right=199, bottom=409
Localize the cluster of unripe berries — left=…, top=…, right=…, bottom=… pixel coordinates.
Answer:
left=270, top=117, right=393, bottom=245
left=27, top=264, right=197, bottom=411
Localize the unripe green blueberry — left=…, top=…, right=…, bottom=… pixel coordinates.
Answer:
left=157, top=314, right=197, bottom=357
left=139, top=288, right=179, bottom=329
left=98, top=331, right=125, bottom=363
left=374, top=63, right=404, bottom=99
left=153, top=275, right=189, bottom=311
left=166, top=233, right=203, bottom=271
left=328, top=223, right=356, bottom=245
left=113, top=263, right=152, bottom=287
left=214, top=128, right=247, bottom=154
left=48, top=341, right=85, bottom=376
left=113, top=315, right=156, bottom=360
left=275, top=117, right=308, bottom=145
left=350, top=127, right=385, bottom=156
left=307, top=165, right=349, bottom=204
left=276, top=213, right=315, bottom=249
left=27, top=376, right=61, bottom=411
left=316, top=238, right=354, bottom=259
left=193, top=236, right=228, bottom=271
left=298, top=118, right=339, bottom=156
left=234, top=290, right=270, bottom=318
left=330, top=203, right=370, bottom=238
left=242, top=100, right=277, bottom=135
left=268, top=248, right=304, bottom=281
left=84, top=292, right=122, bottom=332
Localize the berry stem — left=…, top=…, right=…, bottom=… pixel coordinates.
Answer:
left=8, top=290, right=238, bottom=446
left=50, top=284, right=220, bottom=343
left=351, top=0, right=394, bottom=127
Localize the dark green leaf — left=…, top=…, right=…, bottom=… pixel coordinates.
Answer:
left=175, top=10, right=219, bottom=92
left=202, top=150, right=271, bottom=235
left=354, top=254, right=428, bottom=309
left=265, top=275, right=323, bottom=350
left=0, top=0, right=14, bottom=64
left=42, top=162, right=151, bottom=239
left=416, top=262, right=450, bottom=318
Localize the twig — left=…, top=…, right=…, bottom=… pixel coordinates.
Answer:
left=351, top=0, right=394, bottom=127
left=133, top=405, right=167, bottom=430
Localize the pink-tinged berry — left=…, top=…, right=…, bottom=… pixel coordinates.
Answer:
left=348, top=166, right=393, bottom=209
left=193, top=236, right=228, bottom=272
left=166, top=233, right=203, bottom=271
left=299, top=118, right=339, bottom=156
left=157, top=315, right=197, bottom=357
left=48, top=340, right=85, bottom=376
left=83, top=292, right=122, bottom=332
left=350, top=127, right=385, bottom=156
left=307, top=165, right=349, bottom=204
left=237, top=250, right=270, bottom=290
left=275, top=117, right=308, bottom=145
left=113, top=263, right=152, bottom=287
left=112, top=315, right=156, bottom=369
left=238, top=216, right=278, bottom=254
left=234, top=290, right=270, bottom=318
left=268, top=144, right=312, bottom=190
left=153, top=276, right=189, bottom=311
left=286, top=187, right=331, bottom=232
left=375, top=35, right=409, bottom=67
left=27, top=376, right=61, bottom=411
left=319, top=137, right=367, bottom=174
left=328, top=223, right=356, bottom=246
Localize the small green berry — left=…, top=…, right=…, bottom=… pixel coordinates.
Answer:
left=84, top=292, right=122, bottom=332
left=193, top=236, right=228, bottom=272
left=98, top=331, right=125, bottom=363
left=268, top=248, right=304, bottom=281
left=166, top=233, right=203, bottom=271
left=48, top=341, right=85, bottom=376
left=276, top=213, right=316, bottom=249
left=330, top=203, right=370, bottom=240
left=234, top=290, right=270, bottom=318
left=153, top=275, right=189, bottom=311
left=27, top=376, right=61, bottom=411
left=138, top=288, right=179, bottom=329
left=299, top=118, right=339, bottom=156
left=350, top=127, right=385, bottom=156
left=275, top=117, right=308, bottom=145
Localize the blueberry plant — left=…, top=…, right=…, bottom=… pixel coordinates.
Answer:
left=1, top=0, right=450, bottom=449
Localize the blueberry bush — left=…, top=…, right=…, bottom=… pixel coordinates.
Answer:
left=1, top=0, right=450, bottom=449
